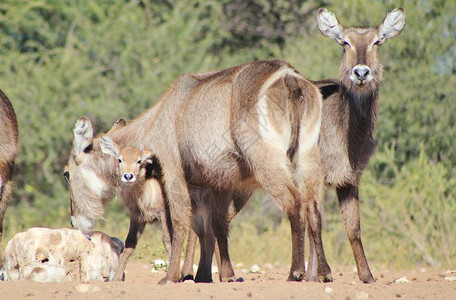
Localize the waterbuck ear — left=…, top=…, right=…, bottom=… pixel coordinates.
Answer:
left=317, top=8, right=345, bottom=44
left=141, top=150, right=154, bottom=166
left=378, top=8, right=405, bottom=45
left=73, top=117, right=93, bottom=156
left=99, top=134, right=120, bottom=158
left=107, top=118, right=127, bottom=134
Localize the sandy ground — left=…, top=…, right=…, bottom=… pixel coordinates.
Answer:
left=1, top=261, right=455, bottom=299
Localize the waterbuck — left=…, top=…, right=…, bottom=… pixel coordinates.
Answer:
left=313, top=8, right=406, bottom=283
left=0, top=89, right=19, bottom=246
left=66, top=60, right=332, bottom=284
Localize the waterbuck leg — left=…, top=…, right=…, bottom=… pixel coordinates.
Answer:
left=306, top=229, right=317, bottom=280
left=160, top=210, right=199, bottom=282
left=305, top=197, right=332, bottom=282
left=211, top=191, right=250, bottom=282
left=158, top=221, right=186, bottom=284
left=192, top=197, right=215, bottom=283
left=160, top=211, right=172, bottom=254
left=212, top=192, right=235, bottom=282
left=158, top=173, right=191, bottom=284
left=293, top=147, right=331, bottom=282
left=180, top=229, right=197, bottom=281
left=337, top=185, right=375, bottom=283
left=112, top=218, right=146, bottom=281
left=242, top=144, right=305, bottom=282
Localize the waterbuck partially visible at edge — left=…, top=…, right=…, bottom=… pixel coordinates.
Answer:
left=66, top=60, right=332, bottom=284
left=0, top=89, right=18, bottom=248
left=313, top=8, right=406, bottom=283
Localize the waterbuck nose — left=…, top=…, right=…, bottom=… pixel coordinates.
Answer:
left=122, top=173, right=135, bottom=182
left=352, top=65, right=371, bottom=81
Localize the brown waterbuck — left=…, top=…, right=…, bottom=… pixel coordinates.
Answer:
left=0, top=89, right=19, bottom=247
left=65, top=60, right=332, bottom=284
left=314, top=8, right=406, bottom=283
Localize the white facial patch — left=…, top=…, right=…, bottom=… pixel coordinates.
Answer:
left=368, top=36, right=379, bottom=51
left=81, top=168, right=110, bottom=196
left=344, top=37, right=355, bottom=50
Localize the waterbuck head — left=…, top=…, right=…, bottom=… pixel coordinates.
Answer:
left=317, top=8, right=405, bottom=92
left=64, top=117, right=119, bottom=232
left=99, top=134, right=154, bottom=185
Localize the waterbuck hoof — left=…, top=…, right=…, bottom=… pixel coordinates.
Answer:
left=158, top=277, right=177, bottom=285
left=319, top=273, right=333, bottom=283
left=221, top=276, right=244, bottom=283
left=361, top=275, right=376, bottom=283
left=287, top=271, right=304, bottom=282
left=194, top=275, right=213, bottom=283
left=180, top=274, right=194, bottom=282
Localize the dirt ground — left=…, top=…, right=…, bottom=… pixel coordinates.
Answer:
left=1, top=261, right=455, bottom=300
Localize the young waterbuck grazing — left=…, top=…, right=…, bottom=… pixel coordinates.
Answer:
left=314, top=8, right=406, bottom=283
left=66, top=60, right=332, bottom=284
left=0, top=89, right=18, bottom=247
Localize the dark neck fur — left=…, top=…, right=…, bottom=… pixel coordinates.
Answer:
left=341, top=85, right=379, bottom=170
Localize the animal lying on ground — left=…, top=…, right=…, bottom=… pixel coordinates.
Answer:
left=2, top=227, right=124, bottom=282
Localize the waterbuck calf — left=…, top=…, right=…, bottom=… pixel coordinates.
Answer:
left=66, top=60, right=331, bottom=284
left=0, top=89, right=19, bottom=246
left=313, top=8, right=406, bottom=283
left=99, top=134, right=167, bottom=281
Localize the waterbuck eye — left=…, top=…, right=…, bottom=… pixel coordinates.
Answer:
left=118, top=158, right=123, bottom=163
left=137, top=160, right=141, bottom=164
left=63, top=171, right=70, bottom=183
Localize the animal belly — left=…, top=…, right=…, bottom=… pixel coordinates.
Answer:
left=185, top=148, right=253, bottom=190
left=322, top=152, right=355, bottom=187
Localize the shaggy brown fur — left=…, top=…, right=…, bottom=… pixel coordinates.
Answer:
left=0, top=89, right=18, bottom=249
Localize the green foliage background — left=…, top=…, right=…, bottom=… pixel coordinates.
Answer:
left=1, top=0, right=455, bottom=270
